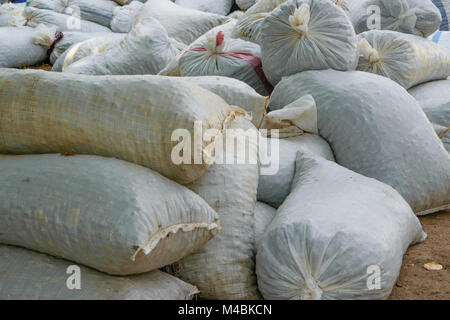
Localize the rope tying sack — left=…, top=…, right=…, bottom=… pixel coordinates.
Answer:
left=359, top=38, right=380, bottom=64
left=289, top=3, right=310, bottom=34
left=31, top=24, right=64, bottom=57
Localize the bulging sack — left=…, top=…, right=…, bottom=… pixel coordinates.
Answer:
left=63, top=17, right=184, bottom=75
left=175, top=0, right=234, bottom=16
left=0, top=245, right=199, bottom=300
left=163, top=29, right=273, bottom=96
left=346, top=0, right=442, bottom=37
left=0, top=26, right=48, bottom=68
left=10, top=7, right=111, bottom=33
left=0, top=154, right=219, bottom=275
left=256, top=151, right=426, bottom=300
left=133, top=0, right=228, bottom=45
left=261, top=0, right=359, bottom=85
left=165, top=118, right=262, bottom=300
left=51, top=33, right=125, bottom=72
left=37, top=31, right=120, bottom=65
left=0, top=69, right=235, bottom=184
left=28, top=0, right=119, bottom=27
left=357, top=30, right=450, bottom=89
left=269, top=70, right=450, bottom=215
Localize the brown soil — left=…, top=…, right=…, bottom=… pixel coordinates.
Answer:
left=389, top=209, right=450, bottom=300
left=23, top=64, right=52, bottom=71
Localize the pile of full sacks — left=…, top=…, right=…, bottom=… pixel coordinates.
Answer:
left=0, top=0, right=449, bottom=300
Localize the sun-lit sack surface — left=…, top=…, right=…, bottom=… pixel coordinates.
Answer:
left=0, top=154, right=219, bottom=275
left=0, top=68, right=236, bottom=184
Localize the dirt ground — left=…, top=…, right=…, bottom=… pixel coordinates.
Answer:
left=389, top=209, right=449, bottom=300
left=24, top=64, right=52, bottom=71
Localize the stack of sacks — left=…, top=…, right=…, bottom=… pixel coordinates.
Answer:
left=159, top=25, right=273, bottom=96
left=133, top=0, right=228, bottom=45
left=269, top=70, right=450, bottom=215
left=432, top=0, right=449, bottom=31
left=0, top=24, right=56, bottom=68
left=409, top=78, right=450, bottom=152
left=28, top=0, right=118, bottom=27
left=0, top=245, right=199, bottom=300
left=10, top=7, right=111, bottom=32
left=0, top=68, right=263, bottom=299
left=357, top=30, right=450, bottom=89
left=62, top=17, right=185, bottom=75
left=346, top=0, right=442, bottom=37
left=259, top=0, right=359, bottom=86
left=256, top=151, right=426, bottom=300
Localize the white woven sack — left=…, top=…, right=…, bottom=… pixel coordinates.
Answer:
left=357, top=30, right=450, bottom=89
left=346, top=0, right=442, bottom=37
left=0, top=26, right=51, bottom=68
left=269, top=70, right=450, bottom=215
left=0, top=69, right=235, bottom=185
left=133, top=0, right=228, bottom=45
left=37, top=31, right=118, bottom=64
left=165, top=28, right=273, bottom=96
left=51, top=33, right=125, bottom=72
left=175, top=0, right=234, bottom=16
left=0, top=154, right=220, bottom=275
left=409, top=78, right=450, bottom=125
left=257, top=151, right=426, bottom=300
left=260, top=0, right=359, bottom=85
left=165, top=117, right=262, bottom=300
left=0, top=245, right=199, bottom=300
